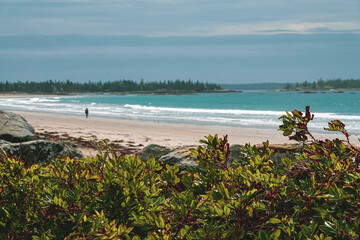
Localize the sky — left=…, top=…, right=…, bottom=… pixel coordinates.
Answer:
left=0, top=0, right=359, bottom=84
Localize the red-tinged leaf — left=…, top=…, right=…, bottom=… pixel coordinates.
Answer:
left=291, top=110, right=302, bottom=118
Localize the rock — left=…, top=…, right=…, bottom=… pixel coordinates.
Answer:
left=140, top=144, right=198, bottom=170
left=140, top=144, right=174, bottom=161
left=267, top=143, right=302, bottom=163
left=0, top=140, right=12, bottom=154
left=141, top=142, right=302, bottom=171
left=0, top=139, right=83, bottom=166
left=0, top=110, right=40, bottom=143
left=0, top=110, right=83, bottom=165
left=158, top=146, right=198, bottom=170
left=228, top=143, right=301, bottom=164
left=229, top=144, right=242, bottom=161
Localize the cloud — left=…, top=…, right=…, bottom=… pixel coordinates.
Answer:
left=209, top=21, right=360, bottom=36
left=143, top=21, right=360, bottom=37
left=1, top=0, right=359, bottom=37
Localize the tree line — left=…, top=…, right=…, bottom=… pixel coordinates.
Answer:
left=284, top=78, right=360, bottom=90
left=0, top=79, right=222, bottom=94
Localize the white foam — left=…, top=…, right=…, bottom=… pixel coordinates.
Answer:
left=2, top=95, right=360, bottom=134
left=30, top=98, right=60, bottom=103
left=123, top=104, right=285, bottom=116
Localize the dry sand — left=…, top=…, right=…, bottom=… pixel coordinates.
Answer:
left=3, top=93, right=358, bottom=156
left=11, top=110, right=360, bottom=156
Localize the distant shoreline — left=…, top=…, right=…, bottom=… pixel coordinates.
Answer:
left=277, top=89, right=360, bottom=93
left=1, top=88, right=359, bottom=98
left=0, top=89, right=237, bottom=96
left=0, top=79, right=227, bottom=95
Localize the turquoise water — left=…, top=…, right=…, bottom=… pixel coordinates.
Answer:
left=2, top=91, right=360, bottom=134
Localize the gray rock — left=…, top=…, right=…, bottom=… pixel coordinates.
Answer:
left=140, top=144, right=198, bottom=170
left=140, top=142, right=301, bottom=171
left=267, top=143, right=301, bottom=163
left=0, top=110, right=40, bottom=143
left=0, top=110, right=83, bottom=165
left=0, top=140, right=12, bottom=155
left=0, top=139, right=83, bottom=166
left=228, top=143, right=301, bottom=165
left=140, top=144, right=174, bottom=161
left=158, top=146, right=198, bottom=170
left=229, top=144, right=242, bottom=165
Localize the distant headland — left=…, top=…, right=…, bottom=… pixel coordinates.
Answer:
left=0, top=79, right=233, bottom=95
left=222, top=78, right=360, bottom=91
left=1, top=78, right=359, bottom=95
left=283, top=78, right=360, bottom=91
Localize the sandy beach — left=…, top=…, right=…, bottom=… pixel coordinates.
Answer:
left=2, top=91, right=359, bottom=156
left=9, top=109, right=360, bottom=157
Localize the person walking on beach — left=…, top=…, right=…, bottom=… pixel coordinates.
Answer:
left=85, top=108, right=89, bottom=118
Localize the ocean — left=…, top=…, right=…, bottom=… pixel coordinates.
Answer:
left=2, top=91, right=360, bottom=134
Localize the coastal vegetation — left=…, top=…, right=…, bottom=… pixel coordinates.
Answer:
left=0, top=79, right=222, bottom=94
left=221, top=82, right=287, bottom=91
left=1, top=107, right=360, bottom=239
left=284, top=78, right=360, bottom=91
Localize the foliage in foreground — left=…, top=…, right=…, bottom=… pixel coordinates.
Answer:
left=1, top=106, right=360, bottom=239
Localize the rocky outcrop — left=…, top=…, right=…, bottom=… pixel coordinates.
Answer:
left=0, top=139, right=82, bottom=166
left=229, top=143, right=301, bottom=164
left=0, top=110, right=83, bottom=165
left=0, top=110, right=41, bottom=143
left=158, top=146, right=198, bottom=169
left=229, top=145, right=242, bottom=163
left=266, top=143, right=302, bottom=163
left=140, top=143, right=301, bottom=170
left=140, top=145, right=197, bottom=170
left=140, top=144, right=174, bottom=161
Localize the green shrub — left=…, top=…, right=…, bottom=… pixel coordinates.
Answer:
left=0, top=106, right=359, bottom=239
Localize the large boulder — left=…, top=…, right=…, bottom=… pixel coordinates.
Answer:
left=0, top=110, right=83, bottom=165
left=140, top=142, right=302, bottom=171
left=0, top=139, right=83, bottom=166
left=267, top=143, right=302, bottom=163
left=140, top=144, right=198, bottom=170
left=158, top=146, right=198, bottom=170
left=229, top=144, right=242, bottom=161
left=229, top=143, right=301, bottom=164
left=140, top=144, right=174, bottom=161
left=0, top=110, right=40, bottom=143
